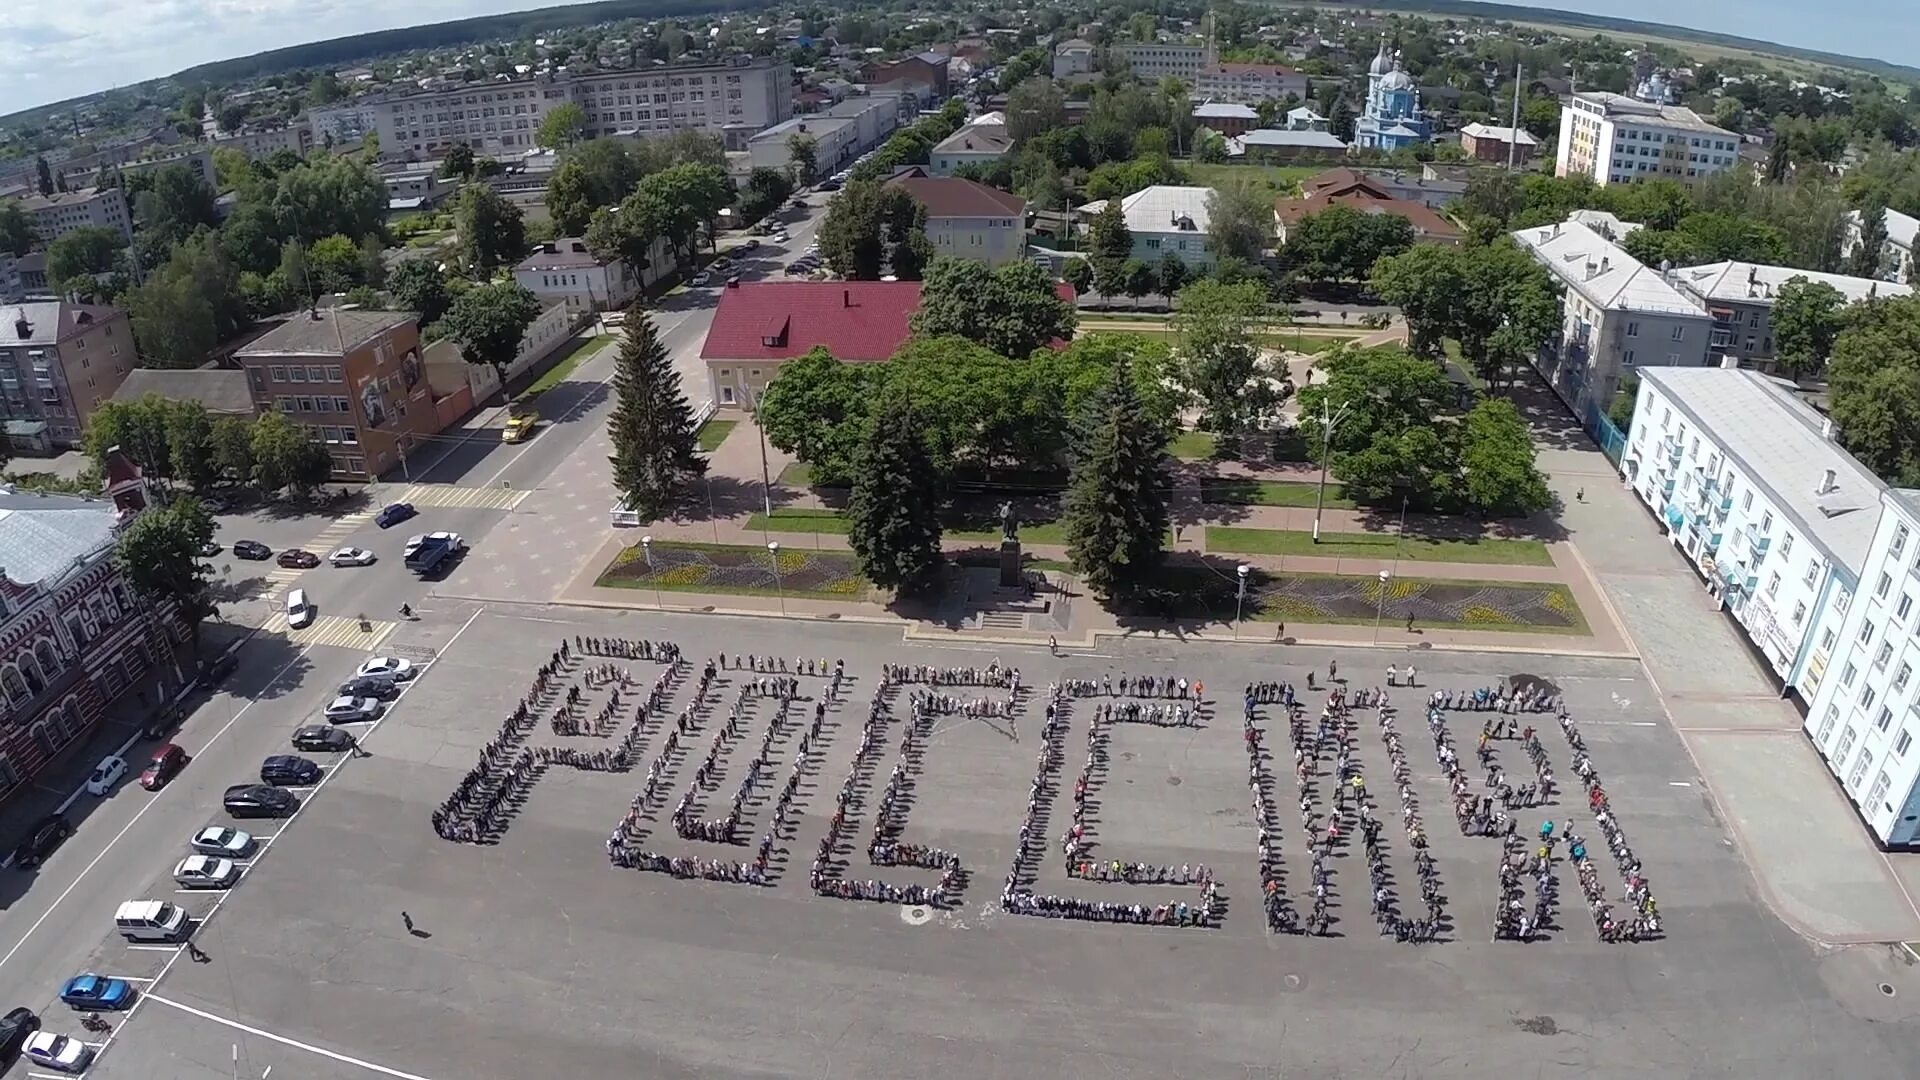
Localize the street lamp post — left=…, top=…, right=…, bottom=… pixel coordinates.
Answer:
left=1234, top=563, right=1251, bottom=639
left=739, top=376, right=775, bottom=532
left=1311, top=396, right=1356, bottom=543
left=642, top=534, right=663, bottom=611
left=767, top=540, right=785, bottom=615
left=1373, top=569, right=1392, bottom=643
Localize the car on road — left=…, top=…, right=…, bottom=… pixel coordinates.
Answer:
left=196, top=650, right=238, bottom=688
left=57, top=974, right=133, bottom=1011
left=772, top=231, right=790, bottom=243
left=691, top=271, right=711, bottom=286
left=284, top=588, right=316, bottom=630
left=23, top=1031, right=91, bottom=1073
left=12, top=815, right=71, bottom=869
left=357, top=656, right=417, bottom=681
left=328, top=546, right=377, bottom=567
left=292, top=725, right=355, bottom=753
left=260, top=754, right=321, bottom=786
left=171, top=855, right=240, bottom=889
left=232, top=540, right=271, bottom=560
left=199, top=541, right=223, bottom=556
left=276, top=549, right=321, bottom=569
left=0, top=1007, right=39, bottom=1059
left=84, top=756, right=126, bottom=796
left=743, top=238, right=760, bottom=250
left=138, top=743, right=187, bottom=791
left=374, top=502, right=417, bottom=528
left=222, top=784, right=297, bottom=818
left=324, top=696, right=382, bottom=723
left=403, top=531, right=463, bottom=559
left=190, top=826, right=256, bottom=858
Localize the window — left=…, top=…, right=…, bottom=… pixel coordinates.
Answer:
left=296, top=396, right=315, bottom=413
left=268, top=365, right=287, bottom=382
left=1792, top=601, right=1807, bottom=626
left=1821, top=629, right=1836, bottom=651
left=1898, top=663, right=1914, bottom=692
left=1743, top=491, right=1753, bottom=511
left=340, top=427, right=357, bottom=444
left=1895, top=525, right=1911, bottom=559
left=1860, top=685, right=1878, bottom=711
left=1843, top=662, right=1859, bottom=687
left=1867, top=770, right=1893, bottom=811
left=274, top=395, right=293, bottom=412
left=1878, top=572, right=1893, bottom=600
left=1817, top=704, right=1840, bottom=743
left=1897, top=728, right=1913, bottom=757
left=1878, top=643, right=1896, bottom=671
left=1835, top=725, right=1858, bottom=764
left=1625, top=321, right=1640, bottom=337
left=1780, top=534, right=1794, bottom=558
left=1860, top=619, right=1877, bottom=645
left=1766, top=573, right=1781, bottom=598
left=334, top=397, right=350, bottom=412
left=1671, top=324, right=1686, bottom=341
left=1878, top=706, right=1896, bottom=732
left=1804, top=561, right=1820, bottom=586
left=1848, top=749, right=1874, bottom=791
left=307, top=365, right=326, bottom=382
left=1760, top=511, right=1774, bottom=534
left=1902, top=594, right=1915, bottom=621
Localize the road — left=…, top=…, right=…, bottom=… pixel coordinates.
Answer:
left=0, top=196, right=830, bottom=1066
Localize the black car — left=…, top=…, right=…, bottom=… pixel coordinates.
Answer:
left=11, top=815, right=70, bottom=869
left=0, top=1006, right=38, bottom=1059
left=232, top=540, right=271, bottom=560
left=198, top=651, right=239, bottom=688
left=291, top=726, right=354, bottom=753
left=338, top=675, right=400, bottom=700
left=259, top=755, right=321, bottom=786
left=223, top=784, right=297, bottom=818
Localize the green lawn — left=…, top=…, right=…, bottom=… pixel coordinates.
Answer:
left=1183, top=162, right=1321, bottom=194
left=1200, top=477, right=1354, bottom=509
left=1206, top=526, right=1555, bottom=566
left=1287, top=334, right=1366, bottom=355
left=778, top=462, right=815, bottom=487
left=1081, top=325, right=1348, bottom=352
left=520, top=334, right=613, bottom=400
left=1170, top=430, right=1218, bottom=461
left=746, top=508, right=1077, bottom=546
left=696, top=419, right=737, bottom=452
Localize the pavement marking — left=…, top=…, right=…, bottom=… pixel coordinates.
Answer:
left=0, top=641, right=317, bottom=972
left=126, top=944, right=183, bottom=951
left=395, top=483, right=529, bottom=512
left=1667, top=781, right=1693, bottom=787
left=142, top=993, right=438, bottom=1080
left=258, top=614, right=398, bottom=651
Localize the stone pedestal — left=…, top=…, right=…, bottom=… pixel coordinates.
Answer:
left=999, top=539, right=1023, bottom=588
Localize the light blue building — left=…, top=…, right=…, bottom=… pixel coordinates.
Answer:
left=1352, top=41, right=1430, bottom=153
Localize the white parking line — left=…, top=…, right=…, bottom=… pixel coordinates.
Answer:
left=142, top=992, right=438, bottom=1080
left=0, top=642, right=316, bottom=971
left=125, top=944, right=181, bottom=952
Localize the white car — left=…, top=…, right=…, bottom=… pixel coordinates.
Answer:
left=329, top=546, right=377, bottom=567
left=691, top=271, right=711, bottom=286
left=357, top=656, right=417, bottom=681
left=23, top=1032, right=93, bottom=1073
left=403, top=532, right=463, bottom=559
left=172, top=855, right=240, bottom=889
left=190, top=826, right=256, bottom=858
left=85, top=755, right=127, bottom=796
left=772, top=232, right=790, bottom=243
left=324, top=696, right=382, bottom=723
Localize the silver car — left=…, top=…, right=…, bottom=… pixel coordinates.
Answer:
left=324, top=696, right=382, bottom=723
left=173, top=855, right=240, bottom=889
left=190, top=826, right=256, bottom=858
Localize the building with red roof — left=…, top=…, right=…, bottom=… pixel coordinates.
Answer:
left=1272, top=168, right=1464, bottom=246
left=700, top=278, right=1075, bottom=408
left=884, top=168, right=1029, bottom=267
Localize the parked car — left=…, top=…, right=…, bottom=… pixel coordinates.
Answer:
left=323, top=696, right=382, bottom=723
left=374, top=502, right=417, bottom=528
left=232, top=540, right=271, bottom=560
left=292, top=726, right=354, bottom=753
left=357, top=656, right=416, bottom=681
left=338, top=675, right=400, bottom=700
left=197, top=651, right=239, bottom=688
left=22, top=1031, right=91, bottom=1073
left=84, top=756, right=126, bottom=796
left=329, top=547, right=377, bottom=567
left=744, top=238, right=760, bottom=250
left=57, top=974, right=133, bottom=1010
left=222, top=784, right=297, bottom=818
left=198, top=541, right=223, bottom=557
left=138, top=744, right=187, bottom=791
left=275, top=549, right=320, bottom=569
left=727, top=274, right=742, bottom=287
left=772, top=231, right=791, bottom=243
left=259, top=755, right=320, bottom=786
left=0, top=1007, right=39, bottom=1059
left=190, top=826, right=256, bottom=858
left=691, top=272, right=711, bottom=286
left=11, top=815, right=71, bottom=869
left=171, top=855, right=240, bottom=889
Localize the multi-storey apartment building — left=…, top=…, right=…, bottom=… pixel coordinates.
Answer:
left=233, top=309, right=435, bottom=480
left=1118, top=43, right=1207, bottom=79
left=1555, top=92, right=1740, bottom=186
left=213, top=125, right=314, bottom=160
left=367, top=57, right=792, bottom=159
left=1666, top=261, right=1910, bottom=370
left=1843, top=206, right=1918, bottom=285
left=1193, top=63, right=1309, bottom=105
left=0, top=301, right=136, bottom=452
left=14, top=187, right=130, bottom=248
left=0, top=468, right=186, bottom=810
left=1512, top=218, right=1713, bottom=412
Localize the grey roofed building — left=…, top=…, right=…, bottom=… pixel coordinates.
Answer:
left=0, top=488, right=120, bottom=587
left=112, top=369, right=258, bottom=416
left=235, top=309, right=415, bottom=358
left=1234, top=129, right=1350, bottom=153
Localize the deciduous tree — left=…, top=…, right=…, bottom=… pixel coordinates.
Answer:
left=1772, top=276, right=1849, bottom=380
left=0, top=201, right=36, bottom=257
left=387, top=259, right=452, bottom=326
left=453, top=184, right=528, bottom=275
left=1828, top=294, right=1920, bottom=484
left=910, top=258, right=1076, bottom=358
left=536, top=102, right=589, bottom=149
left=115, top=496, right=216, bottom=625
left=1458, top=397, right=1551, bottom=516
left=441, top=281, right=541, bottom=375
left=1172, top=279, right=1278, bottom=445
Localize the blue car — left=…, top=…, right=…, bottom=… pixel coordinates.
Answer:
left=374, top=502, right=416, bottom=529
left=58, top=973, right=134, bottom=1010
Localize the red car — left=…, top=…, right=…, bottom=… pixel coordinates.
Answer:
left=139, top=744, right=187, bottom=791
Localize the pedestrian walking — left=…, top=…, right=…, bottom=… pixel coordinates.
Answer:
left=1276, top=621, right=1286, bottom=642
left=402, top=911, right=415, bottom=933
left=1048, top=635, right=1058, bottom=656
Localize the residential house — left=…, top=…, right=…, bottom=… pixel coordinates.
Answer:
left=514, top=237, right=664, bottom=312
left=1272, top=172, right=1463, bottom=245
left=750, top=116, right=858, bottom=173
left=862, top=54, right=949, bottom=107
left=1459, top=122, right=1539, bottom=165
left=1193, top=101, right=1259, bottom=138
left=885, top=170, right=1028, bottom=266
left=213, top=125, right=314, bottom=160
left=1286, top=105, right=1329, bottom=131
left=0, top=301, right=136, bottom=453
left=13, top=188, right=130, bottom=249
left=1666, top=261, right=1910, bottom=370
left=1194, top=63, right=1309, bottom=105
left=111, top=369, right=258, bottom=418
left=1117, top=43, right=1207, bottom=80
left=1842, top=207, right=1918, bottom=284
left=1053, top=39, right=1096, bottom=79
left=384, top=170, right=457, bottom=214
left=931, top=122, right=1014, bottom=177
left=1078, top=185, right=1218, bottom=271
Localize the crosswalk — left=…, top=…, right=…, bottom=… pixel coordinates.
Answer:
left=397, top=484, right=530, bottom=511
left=304, top=509, right=375, bottom=553
left=258, top=613, right=398, bottom=651
left=257, top=565, right=310, bottom=599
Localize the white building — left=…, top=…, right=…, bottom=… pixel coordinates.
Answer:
left=1053, top=39, right=1095, bottom=80
left=1118, top=43, right=1207, bottom=80
left=1555, top=92, right=1740, bottom=187
left=1078, top=185, right=1218, bottom=271
left=885, top=172, right=1028, bottom=267
left=750, top=116, right=857, bottom=173
left=1193, top=63, right=1309, bottom=104
left=308, top=102, right=381, bottom=146
left=212, top=125, right=314, bottom=160
left=1285, top=105, right=1329, bottom=131
left=1842, top=206, right=1918, bottom=284
left=1666, top=261, right=1910, bottom=370
left=13, top=187, right=130, bottom=248
left=512, top=237, right=662, bottom=312
left=1512, top=218, right=1713, bottom=411
left=931, top=121, right=1012, bottom=177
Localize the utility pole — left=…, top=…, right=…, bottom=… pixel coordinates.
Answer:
left=1507, top=62, right=1523, bottom=172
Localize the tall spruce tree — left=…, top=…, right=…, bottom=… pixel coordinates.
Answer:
left=607, top=310, right=706, bottom=520
left=846, top=393, right=945, bottom=595
left=1063, top=360, right=1169, bottom=602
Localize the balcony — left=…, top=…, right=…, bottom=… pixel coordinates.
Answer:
left=1660, top=475, right=1676, bottom=498
left=1661, top=436, right=1682, bottom=464
left=1745, top=524, right=1772, bottom=555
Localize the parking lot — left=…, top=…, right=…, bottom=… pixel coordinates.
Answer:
left=30, top=607, right=1915, bottom=1080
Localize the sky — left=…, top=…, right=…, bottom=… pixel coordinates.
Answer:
left=1, top=0, right=1916, bottom=118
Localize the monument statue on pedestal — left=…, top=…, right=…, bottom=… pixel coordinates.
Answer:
left=998, top=500, right=1022, bottom=587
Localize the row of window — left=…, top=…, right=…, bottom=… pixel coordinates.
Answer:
left=265, top=364, right=344, bottom=385
left=273, top=394, right=354, bottom=417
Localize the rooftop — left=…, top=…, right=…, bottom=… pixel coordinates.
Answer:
left=1193, top=102, right=1259, bottom=121
left=885, top=172, right=1025, bottom=217
left=1236, top=129, right=1349, bottom=150
left=1567, top=209, right=1644, bottom=240
left=113, top=369, right=256, bottom=415
left=1573, top=92, right=1731, bottom=135
left=17, top=186, right=117, bottom=211
left=0, top=489, right=120, bottom=589
left=515, top=239, right=612, bottom=272
left=1639, top=367, right=1884, bottom=571
left=0, top=301, right=122, bottom=347
left=932, top=124, right=1014, bottom=156
left=1460, top=122, right=1538, bottom=146
left=701, top=281, right=926, bottom=363
left=1080, top=185, right=1215, bottom=235
left=1203, top=62, right=1302, bottom=78
left=1512, top=219, right=1707, bottom=318
left=236, top=309, right=415, bottom=358
left=1671, top=262, right=1912, bottom=307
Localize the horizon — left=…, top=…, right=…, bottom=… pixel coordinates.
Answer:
left=0, top=0, right=1914, bottom=118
